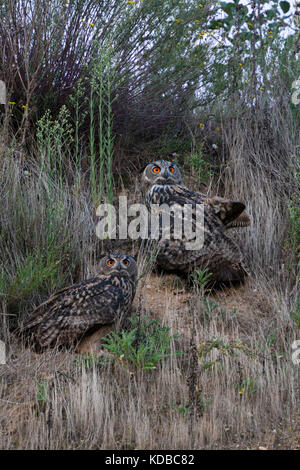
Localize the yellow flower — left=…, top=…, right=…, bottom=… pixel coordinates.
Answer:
left=9, top=101, right=16, bottom=105
left=175, top=18, right=180, bottom=23
left=90, top=23, right=94, bottom=27
left=247, top=22, right=253, bottom=27
left=199, top=3, right=203, bottom=6
left=244, top=80, right=248, bottom=84
left=260, top=87, right=264, bottom=91
left=239, top=63, right=242, bottom=67
left=195, top=20, right=201, bottom=24
left=199, top=123, right=204, bottom=128
left=128, top=0, right=136, bottom=3
left=22, top=104, right=28, bottom=109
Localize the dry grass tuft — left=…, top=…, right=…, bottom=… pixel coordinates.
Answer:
left=1, top=275, right=299, bottom=449
left=0, top=125, right=299, bottom=449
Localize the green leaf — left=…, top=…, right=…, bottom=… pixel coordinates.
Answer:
left=266, top=9, right=276, bottom=20
left=241, top=31, right=255, bottom=41
left=279, top=1, right=290, bottom=13
left=240, top=5, right=249, bottom=17
left=220, top=2, right=235, bottom=17
left=209, top=19, right=224, bottom=30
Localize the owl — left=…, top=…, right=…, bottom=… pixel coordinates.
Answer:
left=17, top=253, right=138, bottom=350
left=141, top=160, right=250, bottom=282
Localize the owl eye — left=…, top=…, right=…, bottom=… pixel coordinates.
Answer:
left=122, top=259, right=130, bottom=267
left=107, top=259, right=115, bottom=267
left=152, top=166, right=161, bottom=174
left=169, top=166, right=175, bottom=173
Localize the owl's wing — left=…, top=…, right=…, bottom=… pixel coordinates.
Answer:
left=13, top=283, right=77, bottom=339
left=171, top=187, right=250, bottom=228
left=20, top=276, right=125, bottom=347
left=20, top=277, right=103, bottom=327
left=151, top=185, right=246, bottom=265
left=204, top=196, right=250, bottom=227
left=225, top=212, right=251, bottom=228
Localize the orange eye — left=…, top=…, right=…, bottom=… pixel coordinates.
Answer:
left=169, top=166, right=175, bottom=173
left=107, top=259, right=115, bottom=267
left=123, top=259, right=130, bottom=267
left=152, top=167, right=160, bottom=174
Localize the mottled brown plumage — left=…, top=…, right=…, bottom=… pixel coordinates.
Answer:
left=142, top=160, right=250, bottom=281
left=17, top=253, right=137, bottom=349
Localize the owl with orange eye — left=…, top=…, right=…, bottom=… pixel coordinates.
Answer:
left=141, top=160, right=250, bottom=282
left=16, top=253, right=138, bottom=351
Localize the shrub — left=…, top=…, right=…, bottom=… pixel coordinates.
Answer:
left=102, top=315, right=180, bottom=370
left=0, top=0, right=213, bottom=145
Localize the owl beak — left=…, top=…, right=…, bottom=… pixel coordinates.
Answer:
left=162, top=170, right=169, bottom=179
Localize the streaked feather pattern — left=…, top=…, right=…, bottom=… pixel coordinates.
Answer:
left=142, top=161, right=250, bottom=281
left=17, top=254, right=137, bottom=349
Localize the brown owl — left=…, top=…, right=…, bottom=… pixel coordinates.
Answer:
left=141, top=160, right=250, bottom=282
left=16, top=253, right=138, bottom=350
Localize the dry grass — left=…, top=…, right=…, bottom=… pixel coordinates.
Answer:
left=0, top=121, right=299, bottom=449
left=219, top=96, right=298, bottom=285
left=1, top=273, right=299, bottom=449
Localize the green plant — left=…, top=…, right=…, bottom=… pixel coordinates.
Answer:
left=187, top=145, right=211, bottom=183
left=158, top=132, right=194, bottom=156
left=286, top=153, right=300, bottom=283
left=198, top=337, right=258, bottom=370
left=265, top=332, right=278, bottom=348
left=72, top=352, right=109, bottom=369
left=237, top=375, right=258, bottom=397
left=190, top=268, right=212, bottom=291
left=1, top=0, right=212, bottom=146
left=199, top=394, right=214, bottom=411
left=197, top=298, right=229, bottom=323
left=171, top=394, right=213, bottom=418
left=68, top=78, right=88, bottom=176
left=36, top=380, right=48, bottom=404
left=170, top=402, right=192, bottom=418
left=102, top=315, right=180, bottom=370
left=89, top=43, right=118, bottom=206
left=37, top=106, right=73, bottom=186
left=208, top=0, right=292, bottom=100
left=291, top=302, right=300, bottom=329
left=7, top=252, right=65, bottom=302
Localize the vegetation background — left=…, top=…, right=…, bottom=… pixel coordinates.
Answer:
left=0, top=0, right=299, bottom=449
